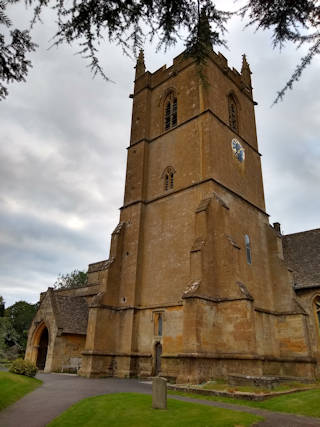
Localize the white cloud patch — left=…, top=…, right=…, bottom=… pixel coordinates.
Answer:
left=0, top=6, right=319, bottom=306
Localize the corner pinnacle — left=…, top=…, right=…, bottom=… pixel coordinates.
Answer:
left=135, top=49, right=146, bottom=79
left=241, top=54, right=252, bottom=88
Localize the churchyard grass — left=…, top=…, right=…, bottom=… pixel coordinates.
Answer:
left=168, top=388, right=320, bottom=418
left=0, top=371, right=42, bottom=411
left=48, top=393, right=262, bottom=426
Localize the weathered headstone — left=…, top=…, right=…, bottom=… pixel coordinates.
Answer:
left=152, top=377, right=167, bottom=409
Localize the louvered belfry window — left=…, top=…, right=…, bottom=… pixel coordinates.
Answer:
left=170, top=171, right=174, bottom=188
left=164, top=93, right=178, bottom=131
left=165, top=174, right=169, bottom=191
left=163, top=166, right=175, bottom=191
left=228, top=95, right=238, bottom=132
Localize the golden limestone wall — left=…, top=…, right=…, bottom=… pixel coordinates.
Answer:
left=78, top=49, right=315, bottom=381
left=294, top=290, right=320, bottom=378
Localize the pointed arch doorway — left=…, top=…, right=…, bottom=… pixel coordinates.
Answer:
left=36, top=327, right=48, bottom=370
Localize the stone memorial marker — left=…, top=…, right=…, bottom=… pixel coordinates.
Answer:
left=152, top=377, right=167, bottom=409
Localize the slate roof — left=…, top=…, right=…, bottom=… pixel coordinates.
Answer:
left=54, top=295, right=89, bottom=335
left=283, top=228, right=320, bottom=289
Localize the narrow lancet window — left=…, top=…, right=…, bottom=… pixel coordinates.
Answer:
left=172, top=97, right=177, bottom=127
left=154, top=312, right=163, bottom=336
left=170, top=172, right=174, bottom=188
left=228, top=95, right=238, bottom=132
left=165, top=174, right=169, bottom=191
left=164, top=92, right=178, bottom=131
left=158, top=313, right=163, bottom=336
left=245, top=234, right=252, bottom=265
left=165, top=101, right=171, bottom=130
left=162, top=166, right=176, bottom=191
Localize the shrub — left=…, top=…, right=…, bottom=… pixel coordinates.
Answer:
left=9, top=358, right=37, bottom=377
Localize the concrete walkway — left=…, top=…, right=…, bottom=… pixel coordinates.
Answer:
left=0, top=373, right=319, bottom=426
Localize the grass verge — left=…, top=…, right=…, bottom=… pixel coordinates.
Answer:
left=169, top=388, right=320, bottom=418
left=0, top=371, right=42, bottom=411
left=48, top=393, right=262, bottom=427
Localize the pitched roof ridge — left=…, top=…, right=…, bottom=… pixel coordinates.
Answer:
left=284, top=227, right=320, bottom=237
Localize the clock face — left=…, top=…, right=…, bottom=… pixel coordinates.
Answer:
left=231, top=138, right=245, bottom=163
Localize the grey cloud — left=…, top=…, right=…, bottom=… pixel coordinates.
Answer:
left=0, top=7, right=319, bottom=306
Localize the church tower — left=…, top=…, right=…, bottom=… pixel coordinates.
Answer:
left=79, top=46, right=315, bottom=382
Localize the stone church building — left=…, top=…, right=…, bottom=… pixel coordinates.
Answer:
left=25, top=47, right=320, bottom=383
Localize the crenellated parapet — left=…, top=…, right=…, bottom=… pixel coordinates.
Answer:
left=133, top=48, right=254, bottom=101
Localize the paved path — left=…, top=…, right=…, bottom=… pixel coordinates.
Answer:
left=0, top=373, right=320, bottom=426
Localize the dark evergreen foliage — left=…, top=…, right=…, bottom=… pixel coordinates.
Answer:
left=5, top=301, right=39, bottom=350
left=0, top=301, right=38, bottom=359
left=0, top=0, right=36, bottom=99
left=240, top=0, right=320, bottom=102
left=0, top=0, right=319, bottom=100
left=0, top=296, right=4, bottom=317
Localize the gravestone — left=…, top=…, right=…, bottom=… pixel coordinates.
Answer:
left=152, top=377, right=167, bottom=409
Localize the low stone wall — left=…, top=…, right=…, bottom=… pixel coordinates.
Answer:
left=167, top=383, right=315, bottom=401
left=227, top=373, right=315, bottom=390
left=162, top=354, right=316, bottom=384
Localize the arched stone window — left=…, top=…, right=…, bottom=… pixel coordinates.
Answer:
left=228, top=94, right=239, bottom=132
left=161, top=166, right=176, bottom=191
left=314, top=296, right=320, bottom=333
left=164, top=92, right=177, bottom=131
left=245, top=234, right=252, bottom=265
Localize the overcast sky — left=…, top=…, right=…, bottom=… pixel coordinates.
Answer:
left=1, top=3, right=319, bottom=307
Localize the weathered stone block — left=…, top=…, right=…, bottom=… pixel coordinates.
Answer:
left=152, top=377, right=167, bottom=409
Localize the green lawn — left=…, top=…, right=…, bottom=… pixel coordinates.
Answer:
left=169, top=389, right=320, bottom=418
left=0, top=371, right=42, bottom=411
left=48, top=393, right=262, bottom=427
